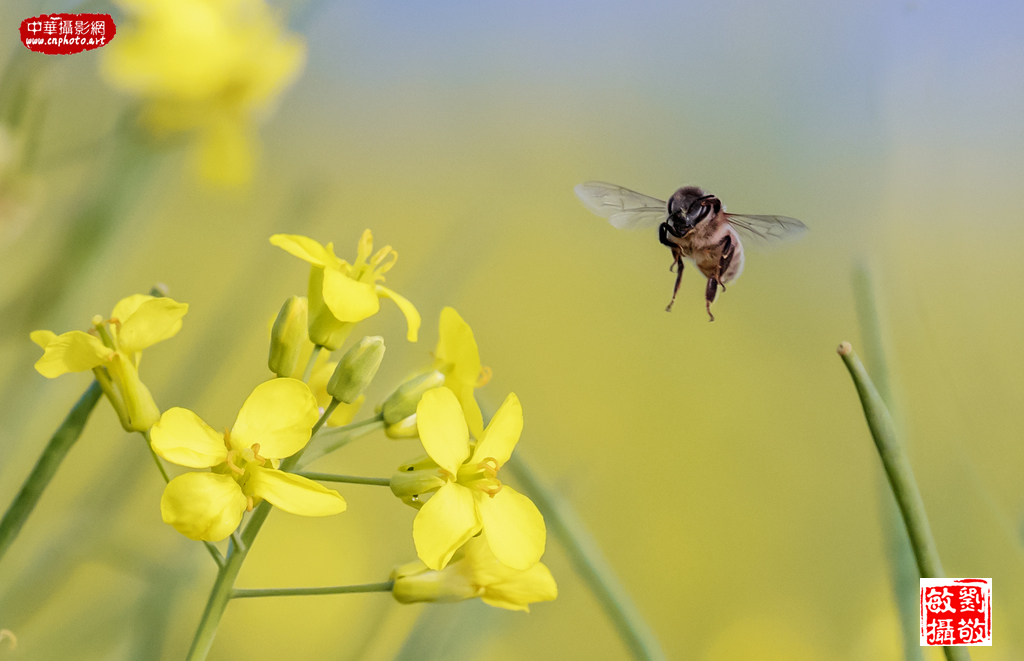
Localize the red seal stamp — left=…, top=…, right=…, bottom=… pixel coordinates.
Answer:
left=19, top=13, right=116, bottom=55
left=920, top=578, right=992, bottom=646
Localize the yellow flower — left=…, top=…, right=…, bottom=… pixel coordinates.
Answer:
left=101, top=0, right=306, bottom=186
left=150, top=378, right=345, bottom=541
left=270, top=231, right=420, bottom=350
left=31, top=294, right=188, bottom=431
left=382, top=307, right=489, bottom=439
left=392, top=387, right=545, bottom=571
left=432, top=306, right=489, bottom=438
left=391, top=536, right=557, bottom=612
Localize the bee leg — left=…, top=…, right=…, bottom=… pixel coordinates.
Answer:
left=705, top=277, right=718, bottom=322
left=666, top=255, right=684, bottom=312
left=716, top=234, right=735, bottom=293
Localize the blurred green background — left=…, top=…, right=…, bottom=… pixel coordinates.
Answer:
left=1, top=0, right=1022, bottom=659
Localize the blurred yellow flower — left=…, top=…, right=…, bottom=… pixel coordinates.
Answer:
left=31, top=294, right=187, bottom=431
left=270, top=231, right=421, bottom=349
left=394, top=387, right=545, bottom=571
left=150, top=378, right=345, bottom=541
left=392, top=536, right=557, bottom=612
left=101, top=0, right=306, bottom=186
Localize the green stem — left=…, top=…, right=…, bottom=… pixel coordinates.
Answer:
left=294, top=472, right=390, bottom=487
left=232, top=582, right=394, bottom=599
left=0, top=380, right=103, bottom=564
left=141, top=432, right=170, bottom=484
left=505, top=453, right=666, bottom=661
left=838, top=343, right=970, bottom=661
left=294, top=413, right=384, bottom=470
left=302, top=345, right=324, bottom=383
left=185, top=402, right=338, bottom=661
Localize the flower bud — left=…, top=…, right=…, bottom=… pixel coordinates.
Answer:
left=268, top=296, right=308, bottom=377
left=327, top=336, right=385, bottom=404
left=106, top=354, right=160, bottom=432
left=390, top=464, right=447, bottom=508
left=390, top=558, right=481, bottom=605
left=307, top=267, right=354, bottom=350
left=381, top=371, right=444, bottom=425
left=384, top=413, right=419, bottom=439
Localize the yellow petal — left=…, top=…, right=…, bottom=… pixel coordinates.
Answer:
left=322, top=268, right=380, bottom=322
left=270, top=234, right=333, bottom=268
left=30, top=330, right=57, bottom=349
left=160, top=472, right=246, bottom=542
left=150, top=407, right=229, bottom=468
left=480, top=562, right=558, bottom=612
left=413, top=482, right=481, bottom=570
left=416, top=387, right=470, bottom=475
left=476, top=486, right=546, bottom=571
left=462, top=536, right=558, bottom=611
left=435, top=307, right=481, bottom=384
left=231, top=378, right=318, bottom=458
left=376, top=285, right=420, bottom=342
left=33, top=331, right=113, bottom=378
left=247, top=465, right=346, bottom=516
left=469, top=392, right=522, bottom=467
left=449, top=380, right=485, bottom=440
left=117, top=297, right=189, bottom=355
left=111, top=294, right=153, bottom=324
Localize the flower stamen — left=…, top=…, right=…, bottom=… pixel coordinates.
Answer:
left=224, top=450, right=245, bottom=475
left=250, top=443, right=266, bottom=465
left=246, top=495, right=254, bottom=512
left=476, top=366, right=493, bottom=387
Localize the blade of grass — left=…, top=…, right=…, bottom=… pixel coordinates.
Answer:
left=0, top=380, right=102, bottom=564
left=838, top=342, right=970, bottom=661
left=851, top=263, right=923, bottom=661
left=505, top=453, right=666, bottom=661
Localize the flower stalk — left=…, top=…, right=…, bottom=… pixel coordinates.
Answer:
left=0, top=380, right=103, bottom=564
left=185, top=407, right=369, bottom=660
left=837, top=342, right=970, bottom=661
left=294, top=472, right=391, bottom=487
left=231, top=582, right=394, bottom=599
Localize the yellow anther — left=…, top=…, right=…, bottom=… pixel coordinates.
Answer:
left=246, top=495, right=254, bottom=512
left=251, top=443, right=266, bottom=465
left=223, top=429, right=232, bottom=451
left=476, top=366, right=493, bottom=387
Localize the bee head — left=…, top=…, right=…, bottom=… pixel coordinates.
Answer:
left=667, top=186, right=711, bottom=229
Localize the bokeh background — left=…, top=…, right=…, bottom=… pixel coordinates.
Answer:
left=1, top=0, right=1022, bottom=659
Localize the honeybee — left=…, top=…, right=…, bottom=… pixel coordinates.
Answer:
left=574, top=182, right=807, bottom=321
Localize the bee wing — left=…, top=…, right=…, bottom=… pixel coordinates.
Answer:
left=724, top=213, right=808, bottom=247
left=574, top=181, right=667, bottom=230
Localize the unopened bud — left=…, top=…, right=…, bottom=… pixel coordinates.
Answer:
left=382, top=371, right=444, bottom=424
left=390, top=464, right=447, bottom=508
left=268, top=296, right=309, bottom=377
left=327, top=336, right=385, bottom=403
left=390, top=558, right=481, bottom=605
left=384, top=413, right=419, bottom=439
left=307, top=267, right=354, bottom=350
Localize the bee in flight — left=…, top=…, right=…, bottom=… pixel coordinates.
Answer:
left=574, top=182, right=807, bottom=321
